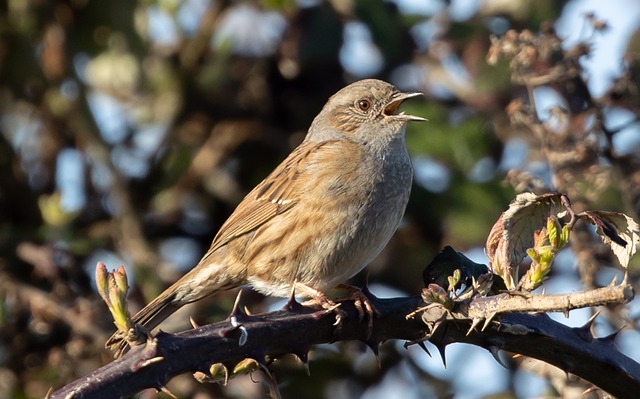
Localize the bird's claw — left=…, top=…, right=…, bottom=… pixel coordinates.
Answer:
left=302, top=296, right=345, bottom=332
left=295, top=282, right=380, bottom=338
left=337, top=284, right=380, bottom=338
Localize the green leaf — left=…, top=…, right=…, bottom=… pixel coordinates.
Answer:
left=547, top=216, right=560, bottom=248
left=560, top=225, right=570, bottom=247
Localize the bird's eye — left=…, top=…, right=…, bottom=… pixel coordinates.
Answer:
left=356, top=98, right=371, bottom=111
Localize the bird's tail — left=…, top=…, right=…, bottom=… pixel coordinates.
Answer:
left=105, top=257, right=246, bottom=357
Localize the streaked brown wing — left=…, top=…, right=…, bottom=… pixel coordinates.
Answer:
left=208, top=140, right=334, bottom=253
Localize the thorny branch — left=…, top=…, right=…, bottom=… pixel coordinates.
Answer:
left=50, top=282, right=636, bottom=399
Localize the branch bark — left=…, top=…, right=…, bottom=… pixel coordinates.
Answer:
left=50, top=285, right=637, bottom=399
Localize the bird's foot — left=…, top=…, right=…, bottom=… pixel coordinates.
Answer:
left=336, top=284, right=380, bottom=338
left=296, top=283, right=347, bottom=333
left=294, top=282, right=380, bottom=338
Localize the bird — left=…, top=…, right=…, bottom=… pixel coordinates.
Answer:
left=106, top=79, right=425, bottom=355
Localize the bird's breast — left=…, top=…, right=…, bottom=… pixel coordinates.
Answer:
left=245, top=136, right=413, bottom=296
left=312, top=136, right=413, bottom=287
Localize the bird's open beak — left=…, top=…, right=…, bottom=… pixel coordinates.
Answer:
left=383, top=92, right=427, bottom=122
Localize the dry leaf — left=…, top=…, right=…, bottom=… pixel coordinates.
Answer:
left=582, top=210, right=640, bottom=267
left=486, top=193, right=566, bottom=289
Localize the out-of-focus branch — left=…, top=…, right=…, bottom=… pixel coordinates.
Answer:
left=490, top=28, right=631, bottom=289
left=0, top=272, right=105, bottom=340
left=66, top=106, right=160, bottom=270
left=153, top=120, right=262, bottom=218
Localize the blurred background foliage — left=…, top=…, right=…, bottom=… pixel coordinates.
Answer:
left=1, top=0, right=640, bottom=398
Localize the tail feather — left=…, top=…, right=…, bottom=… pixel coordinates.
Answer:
left=131, top=291, right=181, bottom=330
left=105, top=260, right=245, bottom=357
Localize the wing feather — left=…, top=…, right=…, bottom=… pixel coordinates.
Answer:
left=208, top=140, right=332, bottom=252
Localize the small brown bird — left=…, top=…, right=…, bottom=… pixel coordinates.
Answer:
left=107, top=79, right=425, bottom=354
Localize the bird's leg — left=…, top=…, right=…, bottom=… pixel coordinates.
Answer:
left=336, top=284, right=380, bottom=335
left=295, top=282, right=345, bottom=328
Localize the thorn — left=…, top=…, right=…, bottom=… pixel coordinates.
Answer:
left=296, top=351, right=309, bottom=365
left=244, top=306, right=252, bottom=316
left=190, top=317, right=200, bottom=329
left=541, top=287, right=546, bottom=295
left=284, top=282, right=303, bottom=311
left=294, top=352, right=311, bottom=377
left=229, top=315, right=249, bottom=346
left=512, top=353, right=522, bottom=359
left=469, top=276, right=477, bottom=296
left=467, top=318, right=482, bottom=335
left=563, top=310, right=569, bottom=318
left=623, top=270, right=629, bottom=285
left=292, top=349, right=311, bottom=376
left=364, top=341, right=381, bottom=367
left=482, top=312, right=498, bottom=331
left=488, top=346, right=508, bottom=369
left=574, top=310, right=600, bottom=341
left=138, top=356, right=164, bottom=368
left=609, top=275, right=618, bottom=286
left=430, top=319, right=444, bottom=336
left=159, top=386, right=177, bottom=399
left=597, top=326, right=625, bottom=344
left=585, top=310, right=601, bottom=328
left=417, top=341, right=431, bottom=357
left=230, top=289, right=246, bottom=318
left=433, top=342, right=447, bottom=369
left=301, top=361, right=310, bottom=376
